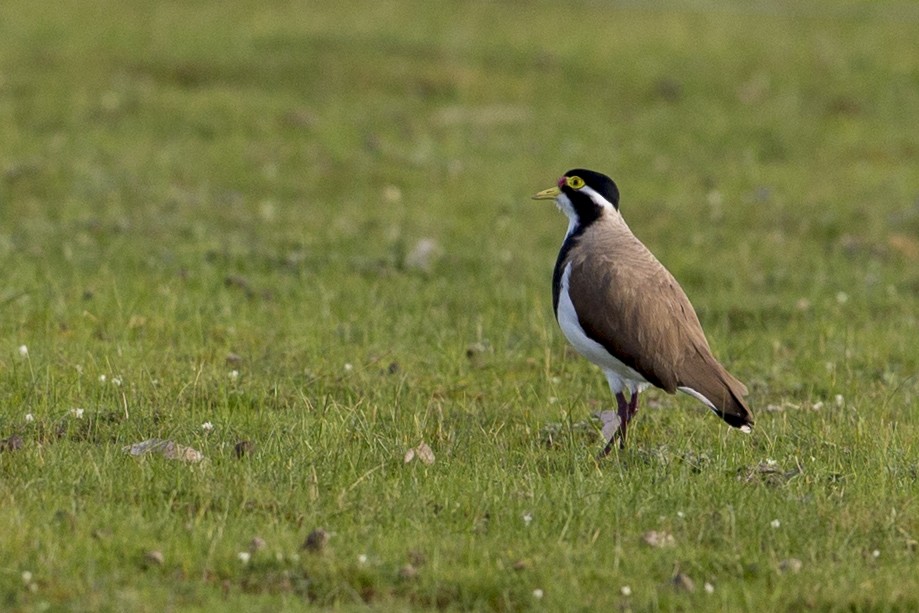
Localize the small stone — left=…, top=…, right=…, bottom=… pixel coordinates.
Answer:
left=671, top=572, right=695, bottom=592
left=512, top=559, right=528, bottom=571
left=234, top=440, right=255, bottom=458
left=144, top=550, right=164, bottom=567
left=0, top=434, right=24, bottom=452
left=465, top=342, right=489, bottom=359
left=415, top=442, right=435, bottom=465
left=404, top=442, right=435, bottom=465
left=248, top=537, right=267, bottom=552
left=226, top=352, right=244, bottom=367
left=398, top=564, right=418, bottom=580
left=778, top=558, right=803, bottom=574
left=408, top=550, right=426, bottom=567
left=123, top=439, right=204, bottom=463
left=382, top=185, right=402, bottom=203
left=303, top=528, right=329, bottom=553
left=404, top=238, right=442, bottom=273
left=642, top=530, right=676, bottom=548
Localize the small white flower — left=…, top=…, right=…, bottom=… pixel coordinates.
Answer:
left=532, top=589, right=544, bottom=599
left=237, top=551, right=251, bottom=564
left=834, top=394, right=845, bottom=407
left=872, top=549, right=880, bottom=558
left=99, top=374, right=107, bottom=383
left=112, top=376, right=122, bottom=386
left=676, top=511, right=685, bottom=519
left=704, top=582, right=715, bottom=594
left=770, top=519, right=781, bottom=529
left=229, top=370, right=239, bottom=381
left=522, top=512, right=533, bottom=526
left=70, top=408, right=84, bottom=419
left=18, top=345, right=29, bottom=357
left=620, top=585, right=632, bottom=596
left=21, top=571, right=32, bottom=583
left=201, top=422, right=214, bottom=432
left=358, top=554, right=368, bottom=565
left=25, top=413, right=34, bottom=423
left=343, top=363, right=353, bottom=372
left=765, top=458, right=777, bottom=466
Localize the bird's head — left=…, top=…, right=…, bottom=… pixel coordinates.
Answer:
left=533, top=169, right=620, bottom=230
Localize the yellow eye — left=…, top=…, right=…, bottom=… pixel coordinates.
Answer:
left=566, top=176, right=585, bottom=189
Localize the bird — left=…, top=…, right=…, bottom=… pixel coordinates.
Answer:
left=533, top=169, right=754, bottom=454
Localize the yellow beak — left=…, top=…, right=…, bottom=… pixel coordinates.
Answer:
left=532, top=186, right=561, bottom=200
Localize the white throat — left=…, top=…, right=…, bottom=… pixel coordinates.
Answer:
left=555, top=193, right=579, bottom=237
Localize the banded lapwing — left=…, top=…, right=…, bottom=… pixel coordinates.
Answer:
left=533, top=169, right=754, bottom=454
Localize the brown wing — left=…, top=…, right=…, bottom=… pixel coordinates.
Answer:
left=567, top=219, right=753, bottom=428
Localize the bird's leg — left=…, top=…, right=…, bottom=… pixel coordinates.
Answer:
left=617, top=391, right=641, bottom=449
left=617, top=390, right=637, bottom=450
left=627, top=391, right=640, bottom=421
left=599, top=392, right=630, bottom=457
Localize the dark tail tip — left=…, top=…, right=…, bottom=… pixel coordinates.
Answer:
left=718, top=410, right=754, bottom=430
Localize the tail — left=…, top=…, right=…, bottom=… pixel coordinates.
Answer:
left=677, top=360, right=754, bottom=432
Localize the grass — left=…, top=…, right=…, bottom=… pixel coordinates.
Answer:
left=1, top=0, right=918, bottom=610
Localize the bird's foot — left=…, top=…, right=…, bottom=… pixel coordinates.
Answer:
left=596, top=391, right=641, bottom=458
left=594, top=410, right=622, bottom=458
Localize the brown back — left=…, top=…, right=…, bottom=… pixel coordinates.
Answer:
left=565, top=213, right=753, bottom=426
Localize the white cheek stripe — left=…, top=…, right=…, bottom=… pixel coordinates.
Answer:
left=580, top=185, right=615, bottom=209
left=556, top=263, right=649, bottom=395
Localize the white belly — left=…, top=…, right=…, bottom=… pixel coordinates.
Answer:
left=556, top=263, right=650, bottom=395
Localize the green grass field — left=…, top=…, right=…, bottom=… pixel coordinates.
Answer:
left=2, top=0, right=918, bottom=610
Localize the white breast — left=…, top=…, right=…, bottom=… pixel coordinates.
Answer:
left=556, top=263, right=650, bottom=395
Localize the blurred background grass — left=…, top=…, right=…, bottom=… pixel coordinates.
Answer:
left=1, top=0, right=918, bottom=610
